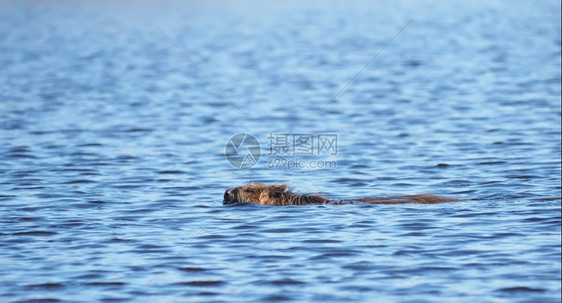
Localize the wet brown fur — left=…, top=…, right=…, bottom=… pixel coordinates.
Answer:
left=223, top=184, right=460, bottom=206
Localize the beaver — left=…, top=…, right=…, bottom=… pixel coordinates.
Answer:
left=223, top=184, right=460, bottom=206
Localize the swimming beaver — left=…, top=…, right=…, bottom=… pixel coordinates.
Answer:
left=223, top=184, right=460, bottom=206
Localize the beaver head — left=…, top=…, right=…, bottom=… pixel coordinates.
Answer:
left=223, top=184, right=329, bottom=205
left=223, top=184, right=289, bottom=205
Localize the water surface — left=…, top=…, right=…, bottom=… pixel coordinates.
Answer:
left=0, top=1, right=560, bottom=302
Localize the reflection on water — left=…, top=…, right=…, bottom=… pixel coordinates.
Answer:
left=0, top=0, right=560, bottom=302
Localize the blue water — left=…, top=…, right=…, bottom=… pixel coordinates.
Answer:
left=1, top=1, right=560, bottom=302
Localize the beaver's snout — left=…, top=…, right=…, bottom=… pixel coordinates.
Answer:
left=223, top=189, right=235, bottom=205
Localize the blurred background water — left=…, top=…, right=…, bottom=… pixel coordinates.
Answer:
left=0, top=0, right=560, bottom=302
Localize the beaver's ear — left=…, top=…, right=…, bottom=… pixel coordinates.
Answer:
left=270, top=185, right=288, bottom=198
left=272, top=184, right=288, bottom=192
